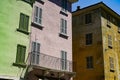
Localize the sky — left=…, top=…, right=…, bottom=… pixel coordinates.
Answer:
left=72, top=0, right=120, bottom=15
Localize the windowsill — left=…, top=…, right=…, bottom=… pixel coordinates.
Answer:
left=17, top=29, right=29, bottom=35
left=59, top=33, right=68, bottom=39
left=108, top=45, right=112, bottom=49
left=36, top=0, right=45, bottom=4
left=84, top=22, right=92, bottom=25
left=86, top=44, right=92, bottom=46
left=22, top=0, right=34, bottom=6
left=86, top=68, right=94, bottom=70
left=110, top=69, right=115, bottom=72
left=13, top=63, right=26, bottom=68
left=60, top=10, right=68, bottom=16
left=61, top=69, right=68, bottom=71
left=22, top=0, right=31, bottom=3
left=107, top=24, right=111, bottom=28
left=31, top=22, right=44, bottom=30
left=118, top=30, right=120, bottom=33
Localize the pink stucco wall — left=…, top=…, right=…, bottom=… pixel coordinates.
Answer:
left=30, top=0, right=72, bottom=61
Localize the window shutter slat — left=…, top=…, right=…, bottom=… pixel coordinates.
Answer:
left=16, top=45, right=26, bottom=64
left=19, top=13, right=29, bottom=32
left=16, top=45, right=20, bottom=63
left=25, top=15, right=29, bottom=32
left=20, top=47, right=26, bottom=63
left=19, top=13, right=24, bottom=30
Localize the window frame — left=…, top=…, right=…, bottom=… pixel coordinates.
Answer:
left=108, top=35, right=112, bottom=48
left=61, top=0, right=67, bottom=12
left=86, top=56, right=94, bottom=69
left=16, top=44, right=26, bottom=64
left=109, top=57, right=114, bottom=72
left=61, top=50, right=67, bottom=70
left=34, top=6, right=42, bottom=25
left=85, top=13, right=92, bottom=24
left=106, top=14, right=111, bottom=28
left=86, top=33, right=93, bottom=45
left=17, top=13, right=29, bottom=34
left=60, top=18, right=67, bottom=35
left=31, top=42, right=40, bottom=64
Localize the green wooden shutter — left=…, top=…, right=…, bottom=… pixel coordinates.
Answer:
left=24, top=15, right=29, bottom=32
left=20, top=46, right=26, bottom=63
left=19, top=13, right=24, bottom=30
left=16, top=45, right=26, bottom=63
left=16, top=45, right=21, bottom=63
left=19, top=13, right=29, bottom=32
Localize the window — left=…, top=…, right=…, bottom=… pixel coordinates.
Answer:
left=86, top=33, right=93, bottom=45
left=107, top=15, right=111, bottom=27
left=16, top=44, right=26, bottom=64
left=61, top=0, right=67, bottom=12
left=19, top=13, right=29, bottom=32
left=61, top=50, right=67, bottom=70
left=86, top=56, right=93, bottom=69
left=109, top=57, right=114, bottom=72
left=31, top=42, right=40, bottom=64
left=60, top=18, right=67, bottom=35
left=117, top=21, right=120, bottom=33
left=108, top=35, right=112, bottom=48
left=85, top=13, right=92, bottom=24
left=118, top=27, right=120, bottom=33
left=34, top=6, right=42, bottom=25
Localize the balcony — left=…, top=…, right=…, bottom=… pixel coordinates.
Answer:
left=29, top=52, right=73, bottom=72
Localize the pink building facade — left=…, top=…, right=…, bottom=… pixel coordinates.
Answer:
left=26, top=0, right=78, bottom=80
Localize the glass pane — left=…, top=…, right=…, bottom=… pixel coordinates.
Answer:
left=38, top=19, right=41, bottom=24
left=37, top=43, right=40, bottom=53
left=35, top=6, right=38, bottom=17
left=35, top=17, right=38, bottom=23
left=39, top=8, right=42, bottom=19
left=36, top=54, right=39, bottom=64
left=19, top=46, right=26, bottom=63
left=32, top=42, right=36, bottom=52
left=32, top=54, right=35, bottom=64
left=65, top=20, right=67, bottom=34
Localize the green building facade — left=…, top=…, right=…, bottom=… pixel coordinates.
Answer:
left=0, top=0, right=32, bottom=80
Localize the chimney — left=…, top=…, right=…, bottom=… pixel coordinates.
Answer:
left=76, top=6, right=80, bottom=11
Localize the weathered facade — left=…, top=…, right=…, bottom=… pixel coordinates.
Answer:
left=25, top=0, right=78, bottom=80
left=72, top=2, right=120, bottom=80
left=0, top=0, right=32, bottom=80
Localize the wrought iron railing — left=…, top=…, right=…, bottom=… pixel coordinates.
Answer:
left=29, top=52, right=73, bottom=72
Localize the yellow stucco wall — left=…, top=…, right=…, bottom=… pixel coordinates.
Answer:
left=101, top=9, right=120, bottom=80
left=72, top=4, right=120, bottom=80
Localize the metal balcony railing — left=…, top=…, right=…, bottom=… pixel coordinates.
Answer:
left=29, top=52, right=73, bottom=72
